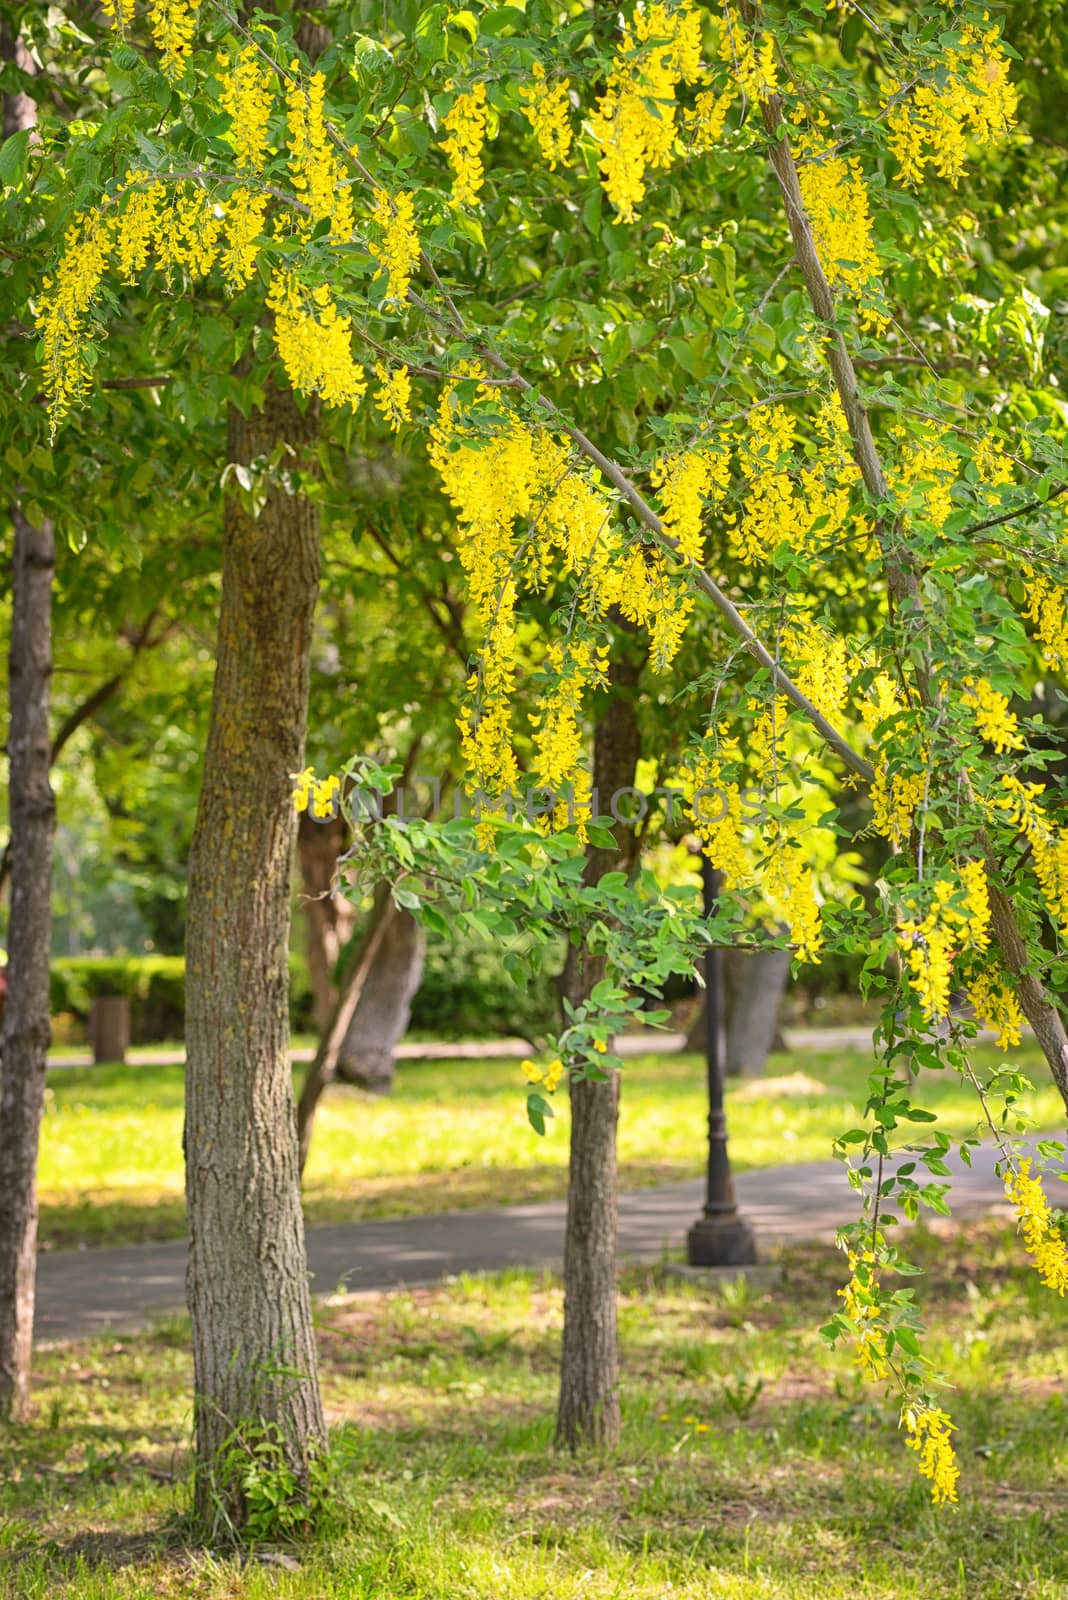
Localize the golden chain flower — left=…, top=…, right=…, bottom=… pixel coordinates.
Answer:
left=368, top=188, right=420, bottom=305
left=441, top=83, right=489, bottom=208
left=219, top=45, right=274, bottom=173
left=1005, top=1159, right=1068, bottom=1295
left=520, top=62, right=573, bottom=171
left=902, top=1406, right=960, bottom=1505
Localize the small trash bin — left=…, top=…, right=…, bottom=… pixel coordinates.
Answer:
left=89, top=994, right=130, bottom=1065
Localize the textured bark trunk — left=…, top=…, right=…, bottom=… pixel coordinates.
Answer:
left=297, top=810, right=354, bottom=1032
left=555, top=650, right=643, bottom=1451
left=335, top=905, right=424, bottom=1092
left=722, top=947, right=791, bottom=1077
left=0, top=508, right=56, bottom=1422
left=184, top=385, right=325, bottom=1533
left=296, top=884, right=397, bottom=1171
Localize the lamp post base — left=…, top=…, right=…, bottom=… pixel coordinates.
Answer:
left=686, top=1212, right=758, bottom=1268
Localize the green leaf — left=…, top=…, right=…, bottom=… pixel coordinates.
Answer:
left=0, top=128, right=29, bottom=189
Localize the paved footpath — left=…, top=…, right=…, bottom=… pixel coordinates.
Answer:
left=35, top=1143, right=1023, bottom=1344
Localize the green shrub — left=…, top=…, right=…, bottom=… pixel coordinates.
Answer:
left=50, top=955, right=315, bottom=1045
left=409, top=930, right=561, bottom=1041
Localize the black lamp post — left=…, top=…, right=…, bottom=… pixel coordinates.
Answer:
left=686, top=857, right=758, bottom=1267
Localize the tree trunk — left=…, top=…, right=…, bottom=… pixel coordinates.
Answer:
left=184, top=385, right=325, bottom=1533
left=722, top=947, right=791, bottom=1075
left=555, top=648, right=643, bottom=1451
left=0, top=508, right=56, bottom=1422
left=296, top=884, right=397, bottom=1171
left=297, top=810, right=354, bottom=1032
left=335, top=904, right=424, bottom=1092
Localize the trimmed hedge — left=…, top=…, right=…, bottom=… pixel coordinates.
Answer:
left=51, top=955, right=314, bottom=1045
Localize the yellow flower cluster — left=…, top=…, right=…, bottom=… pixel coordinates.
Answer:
left=1005, top=1160, right=1068, bottom=1294
left=148, top=0, right=200, bottom=79
left=286, top=68, right=353, bottom=238
left=684, top=747, right=750, bottom=889
left=965, top=968, right=1023, bottom=1050
left=650, top=446, right=730, bottom=564
left=520, top=62, right=573, bottom=171
left=589, top=0, right=703, bottom=223
left=219, top=45, right=274, bottom=173
left=903, top=1406, right=960, bottom=1505
left=897, top=865, right=990, bottom=1021
left=291, top=768, right=340, bottom=818
left=892, top=426, right=956, bottom=531
left=441, top=83, right=488, bottom=208
left=973, top=436, right=1015, bottom=488
left=35, top=210, right=112, bottom=432
left=373, top=362, right=412, bottom=431
left=798, top=145, right=884, bottom=324
left=100, top=0, right=133, bottom=24
left=870, top=763, right=925, bottom=847
left=368, top=189, right=420, bottom=305
left=522, top=1057, right=566, bottom=1092
left=766, top=843, right=823, bottom=964
left=962, top=676, right=1023, bottom=754
left=219, top=187, right=268, bottom=289
left=114, top=176, right=162, bottom=281
left=530, top=640, right=609, bottom=794
left=687, top=86, right=735, bottom=153
left=1023, top=568, right=1068, bottom=673
left=839, top=1250, right=889, bottom=1381
left=887, top=22, right=1018, bottom=187
left=996, top=776, right=1068, bottom=941
left=786, top=619, right=852, bottom=726
left=266, top=273, right=367, bottom=408
left=717, top=2, right=777, bottom=102
left=154, top=183, right=222, bottom=278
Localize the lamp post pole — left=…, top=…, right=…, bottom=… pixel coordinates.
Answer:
left=686, top=858, right=758, bottom=1267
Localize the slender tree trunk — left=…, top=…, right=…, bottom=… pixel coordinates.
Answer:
left=0, top=509, right=56, bottom=1422
left=555, top=651, right=643, bottom=1451
left=686, top=947, right=791, bottom=1074
left=335, top=904, right=424, bottom=1091
left=184, top=385, right=325, bottom=1532
left=297, top=810, right=354, bottom=1031
left=296, top=883, right=397, bottom=1171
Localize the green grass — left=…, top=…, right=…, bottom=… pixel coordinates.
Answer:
left=37, top=1044, right=1064, bottom=1250
left=2, top=1219, right=1066, bottom=1597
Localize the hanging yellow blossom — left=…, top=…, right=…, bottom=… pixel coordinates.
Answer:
left=530, top=639, right=608, bottom=793
left=651, top=446, right=731, bottom=564
left=687, top=86, right=735, bottom=153
left=292, top=769, right=340, bottom=818
left=441, top=83, right=488, bottom=208
left=114, top=176, right=163, bottom=281
left=902, top=1406, right=960, bottom=1505
left=1005, top=1159, right=1068, bottom=1295
left=267, top=273, right=367, bottom=409
left=1022, top=568, right=1068, bottom=673
left=798, top=146, right=884, bottom=325
left=965, top=968, right=1023, bottom=1050
left=520, top=62, right=573, bottom=171
left=839, top=1250, right=889, bottom=1381
left=286, top=67, right=354, bottom=237
left=219, top=45, right=274, bottom=173
left=886, top=22, right=1018, bottom=187
left=373, top=362, right=412, bottom=431
left=35, top=209, right=112, bottom=434
left=766, top=843, right=823, bottom=963
left=962, top=677, right=1023, bottom=754
left=219, top=187, right=268, bottom=288
left=368, top=188, right=420, bottom=305
left=786, top=619, right=852, bottom=726
left=897, top=870, right=990, bottom=1022
left=996, top=776, right=1068, bottom=940
left=717, top=2, right=777, bottom=100
left=148, top=0, right=200, bottom=78
left=892, top=426, right=956, bottom=531
left=100, top=0, right=133, bottom=24
left=589, top=0, right=704, bottom=223
left=154, top=184, right=222, bottom=278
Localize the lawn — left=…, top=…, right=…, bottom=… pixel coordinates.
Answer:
left=36, top=1043, right=1064, bottom=1250
left=1, top=1219, right=1066, bottom=1597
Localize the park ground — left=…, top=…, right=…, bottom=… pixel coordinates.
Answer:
left=1, top=1218, right=1066, bottom=1598
left=35, top=1041, right=1064, bottom=1250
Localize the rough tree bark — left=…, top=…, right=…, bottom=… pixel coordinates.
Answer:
left=555, top=648, right=644, bottom=1452
left=0, top=508, right=56, bottom=1423
left=685, top=947, right=791, bottom=1075
left=184, top=384, right=325, bottom=1531
left=297, top=809, right=354, bottom=1032
left=335, top=904, right=424, bottom=1092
